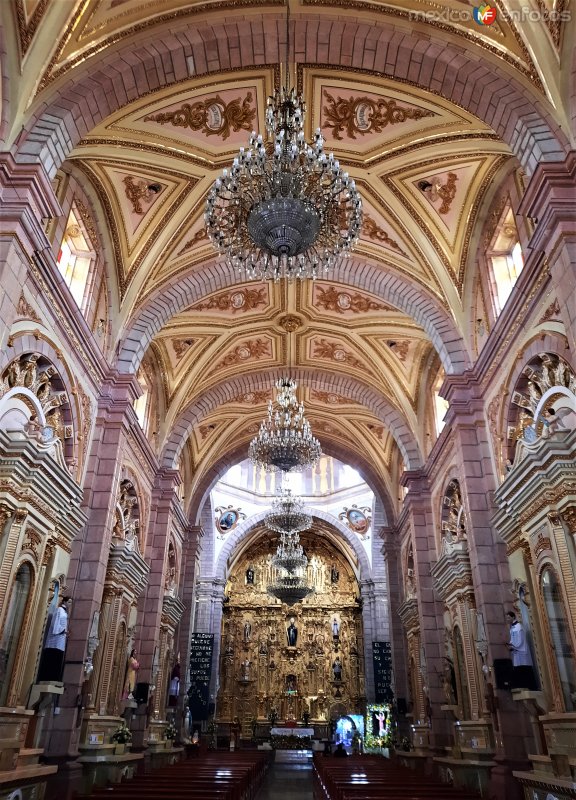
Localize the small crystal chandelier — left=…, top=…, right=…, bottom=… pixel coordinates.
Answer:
left=271, top=531, right=308, bottom=574
left=265, top=489, right=312, bottom=535
left=248, top=378, right=321, bottom=472
left=204, top=8, right=362, bottom=281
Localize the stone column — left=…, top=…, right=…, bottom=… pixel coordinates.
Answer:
left=441, top=378, right=535, bottom=796
left=46, top=372, right=140, bottom=758
left=381, top=535, right=409, bottom=709
left=401, top=473, right=452, bottom=749
left=519, top=152, right=576, bottom=355
left=177, top=526, right=204, bottom=689
left=0, top=155, right=61, bottom=350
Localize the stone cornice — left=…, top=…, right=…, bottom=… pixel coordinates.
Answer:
left=162, top=594, right=186, bottom=628
left=398, top=597, right=420, bottom=633
left=430, top=539, right=473, bottom=602
left=492, top=430, right=576, bottom=541
left=106, top=542, right=150, bottom=598
left=0, top=429, right=86, bottom=540
left=518, top=151, right=576, bottom=252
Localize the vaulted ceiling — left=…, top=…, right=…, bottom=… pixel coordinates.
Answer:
left=4, top=0, right=573, bottom=519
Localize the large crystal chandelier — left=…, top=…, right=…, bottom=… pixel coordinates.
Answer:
left=248, top=378, right=321, bottom=472
left=205, top=14, right=362, bottom=281
left=267, top=569, right=314, bottom=606
left=265, top=489, right=312, bottom=535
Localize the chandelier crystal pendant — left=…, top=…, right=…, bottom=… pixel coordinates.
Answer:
left=248, top=378, right=321, bottom=472
left=205, top=86, right=362, bottom=280
left=265, top=489, right=312, bottom=535
left=271, top=531, right=308, bottom=574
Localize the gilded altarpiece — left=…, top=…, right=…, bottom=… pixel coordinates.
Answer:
left=216, top=531, right=365, bottom=734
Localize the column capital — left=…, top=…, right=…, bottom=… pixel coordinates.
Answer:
left=97, top=371, right=142, bottom=411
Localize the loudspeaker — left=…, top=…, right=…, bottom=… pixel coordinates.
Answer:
left=134, top=681, right=149, bottom=704
left=397, top=698, right=407, bottom=715
left=493, top=658, right=514, bottom=690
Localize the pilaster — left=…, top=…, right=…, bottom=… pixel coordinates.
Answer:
left=46, top=371, right=141, bottom=757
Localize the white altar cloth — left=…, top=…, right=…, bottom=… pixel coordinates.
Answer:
left=270, top=727, right=314, bottom=737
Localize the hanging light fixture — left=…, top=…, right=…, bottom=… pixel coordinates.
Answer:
left=204, top=5, right=362, bottom=281
left=265, top=489, right=312, bottom=535
left=267, top=571, right=314, bottom=606
left=248, top=378, right=321, bottom=472
left=271, top=531, right=308, bottom=574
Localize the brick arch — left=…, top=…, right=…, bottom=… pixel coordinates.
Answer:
left=188, top=439, right=396, bottom=527
left=116, top=256, right=470, bottom=376
left=13, top=14, right=568, bottom=175
left=161, top=367, right=422, bottom=472
left=215, top=509, right=372, bottom=584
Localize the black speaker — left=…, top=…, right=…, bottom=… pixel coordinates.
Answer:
left=493, top=658, right=514, bottom=690
left=397, top=698, right=407, bottom=715
left=134, top=681, right=149, bottom=704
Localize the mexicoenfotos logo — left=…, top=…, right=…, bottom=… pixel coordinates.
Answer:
left=473, top=4, right=498, bottom=25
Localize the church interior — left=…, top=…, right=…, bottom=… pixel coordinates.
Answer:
left=0, top=1, right=575, bottom=799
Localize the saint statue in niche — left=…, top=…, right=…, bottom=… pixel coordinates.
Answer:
left=244, top=621, right=251, bottom=642
left=331, top=564, right=340, bottom=583
left=246, top=567, right=255, bottom=584
left=332, top=656, right=343, bottom=681
left=287, top=618, right=298, bottom=647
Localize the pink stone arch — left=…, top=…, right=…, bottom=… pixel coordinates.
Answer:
left=161, top=367, right=423, bottom=471
left=12, top=15, right=568, bottom=176
left=187, top=439, right=396, bottom=526
left=115, top=257, right=471, bottom=376
left=215, top=509, right=372, bottom=583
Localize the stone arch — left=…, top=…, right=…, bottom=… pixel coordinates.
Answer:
left=188, top=439, right=396, bottom=528
left=13, top=15, right=568, bottom=175
left=161, top=367, right=423, bottom=472
left=215, top=509, right=372, bottom=585
left=116, top=258, right=470, bottom=377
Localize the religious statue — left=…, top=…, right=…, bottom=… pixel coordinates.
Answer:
left=241, top=659, right=251, bottom=680
left=332, top=618, right=340, bottom=638
left=442, top=658, right=457, bottom=705
left=246, top=567, right=254, bottom=584
left=506, top=610, right=537, bottom=689
left=37, top=594, right=71, bottom=682
left=244, top=621, right=251, bottom=642
left=287, top=617, right=298, bottom=647
left=374, top=709, right=387, bottom=736
left=168, top=656, right=181, bottom=707
left=332, top=656, right=343, bottom=681
left=330, top=564, right=339, bottom=584
left=124, top=648, right=140, bottom=699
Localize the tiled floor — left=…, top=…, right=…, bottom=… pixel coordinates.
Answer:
left=256, top=763, right=314, bottom=800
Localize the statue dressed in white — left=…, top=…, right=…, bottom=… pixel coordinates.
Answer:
left=37, top=595, right=71, bottom=682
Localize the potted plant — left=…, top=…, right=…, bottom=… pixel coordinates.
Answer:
left=111, top=722, right=132, bottom=755
left=164, top=719, right=177, bottom=745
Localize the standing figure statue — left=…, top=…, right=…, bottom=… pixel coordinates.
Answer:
left=38, top=594, right=72, bottom=682
left=287, top=617, right=298, bottom=647
left=332, top=618, right=340, bottom=639
left=124, top=648, right=140, bottom=699
left=506, top=610, right=537, bottom=689
left=332, top=656, right=343, bottom=681
left=244, top=621, right=251, bottom=642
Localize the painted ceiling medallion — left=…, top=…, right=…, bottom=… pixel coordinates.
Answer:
left=193, top=287, right=267, bottom=314
left=278, top=314, right=303, bottom=332
left=215, top=505, right=246, bottom=537
left=339, top=504, right=372, bottom=539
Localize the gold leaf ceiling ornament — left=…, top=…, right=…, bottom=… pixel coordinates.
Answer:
left=322, top=91, right=434, bottom=140
left=144, top=93, right=256, bottom=140
left=192, top=287, right=268, bottom=314
left=314, top=286, right=394, bottom=315
left=214, top=338, right=272, bottom=370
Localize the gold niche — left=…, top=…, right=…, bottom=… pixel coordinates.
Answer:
left=217, top=529, right=365, bottom=730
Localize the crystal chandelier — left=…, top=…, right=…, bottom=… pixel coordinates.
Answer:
left=248, top=378, right=321, bottom=472
left=205, top=18, right=362, bottom=281
left=265, top=489, right=312, bottom=535
left=267, top=571, right=314, bottom=606
left=271, top=531, right=308, bottom=574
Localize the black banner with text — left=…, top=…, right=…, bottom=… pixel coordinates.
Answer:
left=188, top=633, right=214, bottom=720
left=372, top=641, right=393, bottom=702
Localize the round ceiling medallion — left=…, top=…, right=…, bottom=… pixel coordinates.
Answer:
left=278, top=314, right=303, bottom=332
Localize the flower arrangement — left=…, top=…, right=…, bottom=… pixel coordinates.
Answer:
left=164, top=720, right=177, bottom=740
left=270, top=734, right=312, bottom=750
left=111, top=722, right=132, bottom=744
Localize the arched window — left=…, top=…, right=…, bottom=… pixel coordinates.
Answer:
left=433, top=369, right=449, bottom=436
left=57, top=203, right=97, bottom=312
left=0, top=564, right=33, bottom=705
left=486, top=204, right=524, bottom=315
left=541, top=568, right=576, bottom=711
